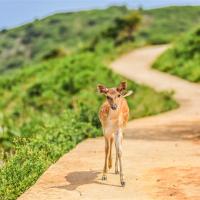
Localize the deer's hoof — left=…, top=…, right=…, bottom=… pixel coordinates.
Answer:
left=121, top=180, right=126, bottom=187
left=102, top=175, right=107, bottom=181
left=115, top=170, right=119, bottom=174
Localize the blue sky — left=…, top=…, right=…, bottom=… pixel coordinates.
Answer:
left=0, top=0, right=200, bottom=30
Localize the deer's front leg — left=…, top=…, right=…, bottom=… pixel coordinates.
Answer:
left=115, top=141, right=119, bottom=174
left=102, top=138, right=109, bottom=180
left=115, top=129, right=125, bottom=186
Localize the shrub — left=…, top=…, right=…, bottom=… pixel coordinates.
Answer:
left=42, top=47, right=68, bottom=60
left=0, top=112, right=100, bottom=200
left=153, top=26, right=200, bottom=82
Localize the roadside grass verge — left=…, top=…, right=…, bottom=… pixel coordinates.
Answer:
left=153, top=26, right=200, bottom=83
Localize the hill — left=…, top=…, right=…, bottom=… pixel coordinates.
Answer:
left=153, top=26, right=200, bottom=83
left=139, top=6, right=200, bottom=44
left=0, top=6, right=128, bottom=73
left=1, top=6, right=200, bottom=72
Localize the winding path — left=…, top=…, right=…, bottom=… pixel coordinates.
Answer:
left=18, top=46, right=200, bottom=200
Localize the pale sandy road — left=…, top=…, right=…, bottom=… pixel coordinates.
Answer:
left=111, top=45, right=200, bottom=140
left=18, top=46, right=200, bottom=200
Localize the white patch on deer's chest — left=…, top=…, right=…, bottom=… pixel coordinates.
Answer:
left=103, top=110, right=123, bottom=137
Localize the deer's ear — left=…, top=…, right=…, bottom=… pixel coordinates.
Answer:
left=117, top=81, right=127, bottom=93
left=97, top=84, right=108, bottom=94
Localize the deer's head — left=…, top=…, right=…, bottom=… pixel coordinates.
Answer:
left=97, top=81, right=127, bottom=110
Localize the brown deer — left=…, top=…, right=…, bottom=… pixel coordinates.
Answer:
left=97, top=81, right=132, bottom=186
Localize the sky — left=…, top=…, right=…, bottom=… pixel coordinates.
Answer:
left=0, top=0, right=200, bottom=30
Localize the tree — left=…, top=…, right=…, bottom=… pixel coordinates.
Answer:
left=104, top=11, right=141, bottom=45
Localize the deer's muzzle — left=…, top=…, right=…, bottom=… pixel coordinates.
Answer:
left=111, top=104, right=117, bottom=110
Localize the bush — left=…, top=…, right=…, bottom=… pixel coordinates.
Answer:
left=153, top=26, right=200, bottom=82
left=42, top=47, right=68, bottom=60
left=0, top=112, right=100, bottom=200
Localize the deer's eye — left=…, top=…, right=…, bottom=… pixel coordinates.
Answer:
left=118, top=94, right=121, bottom=98
left=107, top=96, right=111, bottom=100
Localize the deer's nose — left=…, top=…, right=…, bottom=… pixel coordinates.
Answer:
left=111, top=104, right=117, bottom=110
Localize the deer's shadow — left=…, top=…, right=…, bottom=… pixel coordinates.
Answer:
left=52, top=170, right=121, bottom=190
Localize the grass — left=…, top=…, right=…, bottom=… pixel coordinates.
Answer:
left=1, top=6, right=200, bottom=72
left=153, top=26, right=200, bottom=83
left=138, top=6, right=200, bottom=44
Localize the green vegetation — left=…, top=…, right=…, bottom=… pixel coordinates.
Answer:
left=0, top=112, right=100, bottom=200
left=0, top=5, right=186, bottom=200
left=0, top=53, right=177, bottom=151
left=153, top=26, right=200, bottom=82
left=138, top=6, right=200, bottom=44
left=1, top=6, right=200, bottom=72
left=0, top=52, right=177, bottom=200
left=0, top=6, right=128, bottom=72
left=102, top=11, right=141, bottom=45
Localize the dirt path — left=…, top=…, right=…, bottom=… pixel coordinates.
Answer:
left=18, top=46, right=200, bottom=200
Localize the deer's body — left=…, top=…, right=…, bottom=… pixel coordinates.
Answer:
left=97, top=82, right=131, bottom=186
left=99, top=98, right=129, bottom=137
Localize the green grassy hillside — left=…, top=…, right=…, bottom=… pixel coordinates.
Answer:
left=0, top=6, right=128, bottom=72
left=139, top=6, right=200, bottom=44
left=1, top=6, right=200, bottom=73
left=153, top=26, right=200, bottom=82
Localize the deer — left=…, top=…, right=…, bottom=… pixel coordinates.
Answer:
left=97, top=81, right=132, bottom=187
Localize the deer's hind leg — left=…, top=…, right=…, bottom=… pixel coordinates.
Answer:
left=102, top=137, right=109, bottom=180
left=115, top=128, right=125, bottom=186
left=115, top=140, right=119, bottom=174
left=108, top=136, right=113, bottom=169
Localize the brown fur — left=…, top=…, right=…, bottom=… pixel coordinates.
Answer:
left=97, top=81, right=130, bottom=186
left=99, top=98, right=129, bottom=128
